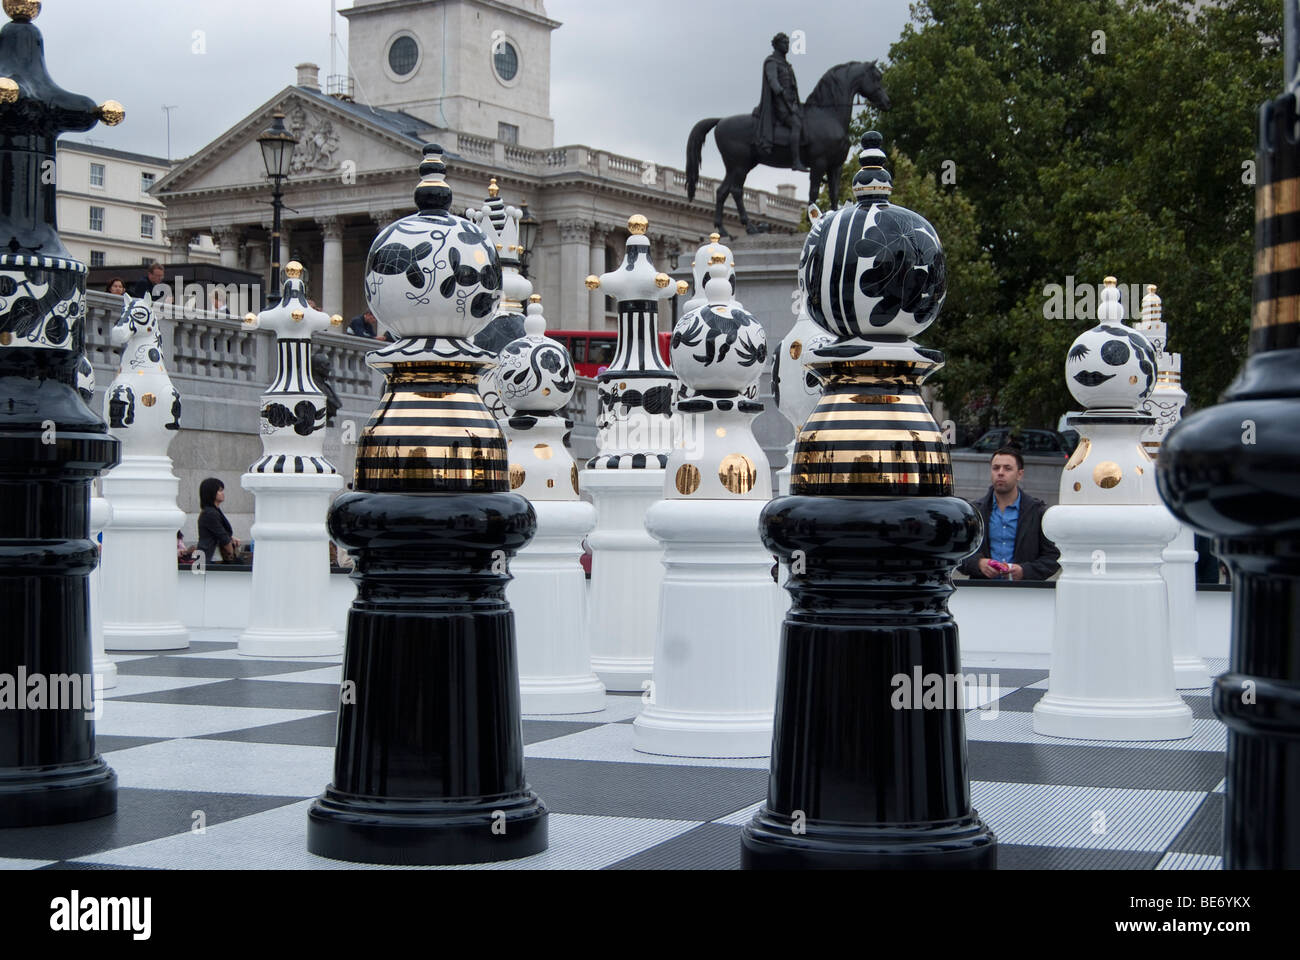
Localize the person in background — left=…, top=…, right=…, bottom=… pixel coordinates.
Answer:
left=959, top=446, right=1060, bottom=581
left=177, top=529, right=195, bottom=563
left=196, top=477, right=240, bottom=562
left=128, top=262, right=165, bottom=300
left=347, top=309, right=394, bottom=342
left=105, top=277, right=126, bottom=296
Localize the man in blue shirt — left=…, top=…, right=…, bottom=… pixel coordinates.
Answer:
left=959, top=446, right=1060, bottom=580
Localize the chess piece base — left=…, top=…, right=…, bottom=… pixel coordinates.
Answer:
left=0, top=759, right=117, bottom=828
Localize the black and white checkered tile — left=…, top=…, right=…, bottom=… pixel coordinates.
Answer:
left=0, top=632, right=1227, bottom=870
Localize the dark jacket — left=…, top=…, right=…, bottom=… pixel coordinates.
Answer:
left=127, top=275, right=161, bottom=300
left=959, top=486, right=1060, bottom=581
left=196, top=505, right=232, bottom=562
left=346, top=314, right=394, bottom=342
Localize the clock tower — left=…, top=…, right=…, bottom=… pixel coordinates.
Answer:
left=341, top=0, right=559, bottom=148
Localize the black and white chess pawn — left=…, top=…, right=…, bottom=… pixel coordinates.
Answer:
left=1131, top=285, right=1208, bottom=689
left=1158, top=51, right=1300, bottom=866
left=0, top=0, right=124, bottom=826
left=500, top=295, right=604, bottom=713
left=307, top=144, right=546, bottom=865
left=237, top=262, right=344, bottom=657
left=581, top=214, right=680, bottom=691
left=98, top=293, right=189, bottom=652
left=1033, top=278, right=1192, bottom=740
left=469, top=178, right=530, bottom=421
left=742, top=131, right=995, bottom=868
left=635, top=260, right=783, bottom=758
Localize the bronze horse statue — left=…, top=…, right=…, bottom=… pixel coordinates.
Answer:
left=686, top=61, right=890, bottom=235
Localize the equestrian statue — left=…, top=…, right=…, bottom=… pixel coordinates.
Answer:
left=686, top=34, right=891, bottom=236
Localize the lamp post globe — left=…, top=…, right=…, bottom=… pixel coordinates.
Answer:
left=257, top=111, right=298, bottom=302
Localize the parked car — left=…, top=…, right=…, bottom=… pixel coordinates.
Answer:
left=970, top=427, right=1071, bottom=460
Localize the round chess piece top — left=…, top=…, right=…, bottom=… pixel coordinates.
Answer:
left=671, top=264, right=767, bottom=394
left=247, top=260, right=334, bottom=339
left=801, top=131, right=945, bottom=342
left=1065, top=277, right=1157, bottom=410
left=362, top=144, right=502, bottom=343
left=497, top=295, right=577, bottom=415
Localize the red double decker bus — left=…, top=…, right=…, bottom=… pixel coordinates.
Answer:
left=550, top=330, right=672, bottom=378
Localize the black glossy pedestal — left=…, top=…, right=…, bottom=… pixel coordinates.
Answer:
left=742, top=495, right=996, bottom=869
left=0, top=362, right=120, bottom=827
left=307, top=491, right=546, bottom=865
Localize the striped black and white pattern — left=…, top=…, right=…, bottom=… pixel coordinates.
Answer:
left=250, top=454, right=334, bottom=475
left=584, top=453, right=669, bottom=470
left=268, top=338, right=324, bottom=394
left=0, top=254, right=87, bottom=274
left=609, top=301, right=672, bottom=373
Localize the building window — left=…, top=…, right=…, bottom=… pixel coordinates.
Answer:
left=498, top=122, right=519, bottom=145
left=89, top=163, right=105, bottom=188
left=89, top=250, right=106, bottom=268
left=388, top=35, right=418, bottom=76
left=493, top=40, right=519, bottom=82
left=141, top=171, right=156, bottom=192
left=140, top=214, right=155, bottom=239
left=89, top=206, right=104, bottom=232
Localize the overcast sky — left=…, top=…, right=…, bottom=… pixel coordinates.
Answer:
left=41, top=0, right=912, bottom=193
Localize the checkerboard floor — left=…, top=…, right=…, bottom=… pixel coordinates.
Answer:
left=0, top=631, right=1228, bottom=870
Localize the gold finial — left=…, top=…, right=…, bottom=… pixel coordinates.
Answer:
left=97, top=100, right=125, bottom=126
left=1147, top=284, right=1157, bottom=294
left=654, top=273, right=671, bottom=289
left=628, top=214, right=649, bottom=236
left=0, top=78, right=17, bottom=104
left=676, top=280, right=689, bottom=295
left=709, top=232, right=720, bottom=243
left=584, top=275, right=601, bottom=290
left=3, top=1, right=40, bottom=23
left=528, top=293, right=542, bottom=304
left=708, top=252, right=727, bottom=265
left=1103, top=276, right=1117, bottom=287
left=329, top=314, right=343, bottom=327
left=284, top=261, right=304, bottom=279
left=488, top=177, right=500, bottom=198
left=291, top=309, right=305, bottom=322
left=243, top=312, right=258, bottom=325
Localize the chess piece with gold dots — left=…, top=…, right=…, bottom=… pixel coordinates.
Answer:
left=498, top=297, right=604, bottom=713
left=236, top=263, right=343, bottom=659
left=1033, top=276, right=1191, bottom=742
left=635, top=255, right=783, bottom=759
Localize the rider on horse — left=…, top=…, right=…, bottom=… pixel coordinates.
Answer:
left=753, top=33, right=808, bottom=172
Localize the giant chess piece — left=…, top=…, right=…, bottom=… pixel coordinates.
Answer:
left=1132, top=285, right=1208, bottom=689
left=308, top=144, right=546, bottom=865
left=1033, top=278, right=1192, bottom=740
left=238, top=263, right=345, bottom=657
left=773, top=204, right=827, bottom=495
left=742, top=132, right=995, bottom=868
left=98, top=295, right=189, bottom=650
left=635, top=259, right=783, bottom=758
left=1158, top=38, right=1300, bottom=866
left=0, top=0, right=123, bottom=826
left=581, top=215, right=679, bottom=691
left=500, top=295, right=604, bottom=713
left=469, top=178, right=529, bottom=421
left=77, top=361, right=117, bottom=692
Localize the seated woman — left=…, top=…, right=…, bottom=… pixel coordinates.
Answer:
left=196, top=477, right=240, bottom=562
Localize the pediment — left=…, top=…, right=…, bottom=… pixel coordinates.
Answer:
left=155, top=88, right=431, bottom=197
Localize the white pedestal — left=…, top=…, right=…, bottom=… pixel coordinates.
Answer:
left=101, top=455, right=189, bottom=651
left=582, top=467, right=664, bottom=691
left=88, top=493, right=117, bottom=691
left=238, top=472, right=344, bottom=657
left=634, top=499, right=782, bottom=757
left=1163, top=522, right=1210, bottom=689
left=510, top=500, right=605, bottom=713
left=1034, top=505, right=1192, bottom=741
left=775, top=441, right=794, bottom=497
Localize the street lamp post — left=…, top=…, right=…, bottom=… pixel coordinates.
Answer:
left=517, top=203, right=540, bottom=279
left=257, top=111, right=297, bottom=303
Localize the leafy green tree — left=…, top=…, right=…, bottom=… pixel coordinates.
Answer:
left=825, top=0, right=1280, bottom=428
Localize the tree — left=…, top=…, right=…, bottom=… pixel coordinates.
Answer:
left=831, top=0, right=1280, bottom=428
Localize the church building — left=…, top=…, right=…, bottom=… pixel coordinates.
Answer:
left=152, top=0, right=804, bottom=329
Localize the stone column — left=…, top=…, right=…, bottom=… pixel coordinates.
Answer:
left=320, top=216, right=345, bottom=317
left=212, top=226, right=242, bottom=269
left=167, top=230, right=192, bottom=264
left=588, top=223, right=608, bottom=329
left=557, top=219, right=592, bottom=331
